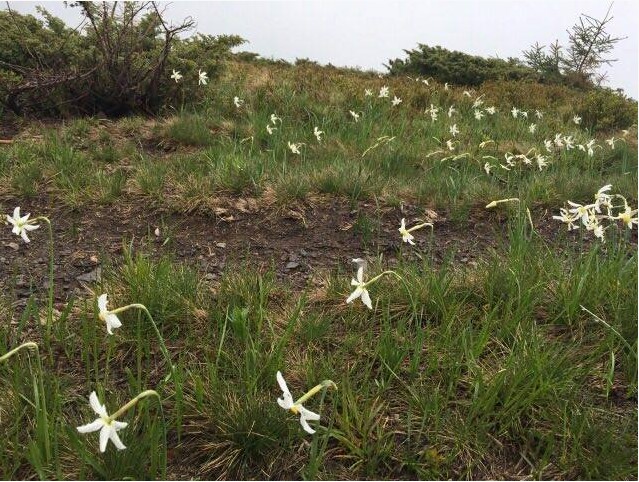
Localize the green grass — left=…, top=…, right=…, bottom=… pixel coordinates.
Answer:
left=0, top=60, right=637, bottom=479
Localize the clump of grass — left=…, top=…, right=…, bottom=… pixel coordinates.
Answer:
left=163, top=115, right=215, bottom=147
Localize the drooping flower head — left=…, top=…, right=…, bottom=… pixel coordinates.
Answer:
left=346, top=258, right=372, bottom=309
left=276, top=372, right=322, bottom=434
left=98, top=294, right=122, bottom=335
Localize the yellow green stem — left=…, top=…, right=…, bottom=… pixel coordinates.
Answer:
left=0, top=342, right=51, bottom=461
left=407, top=222, right=433, bottom=234
left=0, top=342, right=39, bottom=362
left=485, top=198, right=520, bottom=209
left=109, top=304, right=175, bottom=377
left=364, top=270, right=401, bottom=288
left=295, top=380, right=337, bottom=406
left=109, top=389, right=160, bottom=422
left=34, top=217, right=54, bottom=338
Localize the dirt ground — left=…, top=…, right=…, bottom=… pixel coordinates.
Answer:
left=4, top=189, right=628, bottom=311
left=0, top=192, right=518, bottom=304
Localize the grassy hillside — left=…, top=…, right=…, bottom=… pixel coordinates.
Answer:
left=0, top=60, right=637, bottom=480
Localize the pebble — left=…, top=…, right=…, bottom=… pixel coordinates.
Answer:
left=76, top=267, right=102, bottom=283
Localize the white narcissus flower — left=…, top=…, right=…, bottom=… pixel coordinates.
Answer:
left=536, top=154, right=548, bottom=171
left=485, top=106, right=496, bottom=115
left=449, top=124, right=459, bottom=137
left=391, top=96, right=402, bottom=106
left=270, top=114, right=282, bottom=124
left=529, top=123, right=537, bottom=134
left=98, top=294, right=122, bottom=335
left=606, top=137, right=616, bottom=148
left=593, top=224, right=606, bottom=242
left=535, top=110, right=543, bottom=119
left=364, top=88, right=373, bottom=97
left=544, top=139, right=553, bottom=152
left=615, top=205, right=638, bottom=229
left=170, top=69, right=182, bottom=82
left=446, top=139, right=455, bottom=151
left=198, top=70, right=208, bottom=85
left=288, top=142, right=302, bottom=154
left=567, top=201, right=596, bottom=227
left=474, top=110, right=484, bottom=120
left=266, top=124, right=277, bottom=135
left=346, top=260, right=372, bottom=309
left=276, top=372, right=321, bottom=434
left=563, top=135, right=575, bottom=150
left=593, top=184, right=612, bottom=213
left=472, top=95, right=484, bottom=109
left=553, top=133, right=564, bottom=148
left=573, top=115, right=582, bottom=125
left=521, top=111, right=528, bottom=119
left=6, top=207, right=40, bottom=243
left=463, top=90, right=472, bottom=98
left=398, top=218, right=432, bottom=245
left=511, top=107, right=519, bottom=118
left=378, top=86, right=389, bottom=98
left=552, top=208, right=579, bottom=230
left=444, top=82, right=450, bottom=90
left=313, top=126, right=324, bottom=142
left=349, top=110, right=360, bottom=122
left=233, top=96, right=244, bottom=108
left=484, top=162, right=493, bottom=175
left=447, top=105, right=456, bottom=118
left=77, top=392, right=128, bottom=452
left=428, top=104, right=439, bottom=122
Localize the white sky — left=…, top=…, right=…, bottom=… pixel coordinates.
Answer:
left=5, top=0, right=639, bottom=98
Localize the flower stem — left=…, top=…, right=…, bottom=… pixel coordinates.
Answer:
left=35, top=217, right=54, bottom=343
left=295, top=380, right=337, bottom=406
left=0, top=342, right=51, bottom=461
left=407, top=222, right=433, bottom=234
left=0, top=341, right=39, bottom=362
left=364, top=270, right=402, bottom=288
left=109, top=389, right=167, bottom=478
left=110, top=304, right=175, bottom=379
left=109, top=389, right=160, bottom=421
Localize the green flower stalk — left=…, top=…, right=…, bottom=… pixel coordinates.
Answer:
left=97, top=296, right=175, bottom=379
left=0, top=342, right=51, bottom=461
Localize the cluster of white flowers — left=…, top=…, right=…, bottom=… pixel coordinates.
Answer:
left=553, top=185, right=638, bottom=242
left=170, top=69, right=208, bottom=85
left=266, top=113, right=281, bottom=135
left=484, top=149, right=550, bottom=173
left=543, top=134, right=606, bottom=158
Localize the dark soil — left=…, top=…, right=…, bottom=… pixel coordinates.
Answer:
left=2, top=192, right=634, bottom=306
left=0, top=193, right=505, bottom=302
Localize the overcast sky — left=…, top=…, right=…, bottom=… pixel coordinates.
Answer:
left=6, top=0, right=638, bottom=98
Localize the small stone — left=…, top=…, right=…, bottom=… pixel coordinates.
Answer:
left=216, top=242, right=226, bottom=248
left=76, top=267, right=102, bottom=283
left=204, top=273, right=216, bottom=280
left=7, top=242, right=19, bottom=251
left=285, top=261, right=300, bottom=270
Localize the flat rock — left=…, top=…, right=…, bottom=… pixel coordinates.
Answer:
left=76, top=267, right=102, bottom=283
